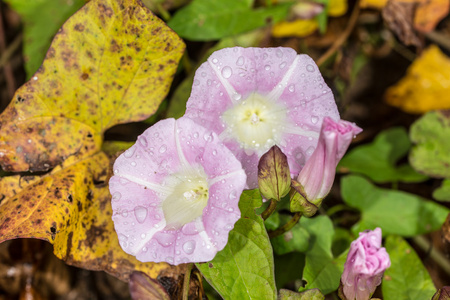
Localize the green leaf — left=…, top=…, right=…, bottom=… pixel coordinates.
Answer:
left=275, top=252, right=305, bottom=290
left=197, top=189, right=276, bottom=300
left=271, top=214, right=310, bottom=255
left=410, top=111, right=450, bottom=178
left=338, top=127, right=428, bottom=183
left=299, top=216, right=346, bottom=295
left=341, top=175, right=449, bottom=236
left=279, top=288, right=325, bottom=300
left=433, top=179, right=450, bottom=202
left=5, top=0, right=85, bottom=78
left=382, top=235, right=436, bottom=300
left=168, top=0, right=291, bottom=41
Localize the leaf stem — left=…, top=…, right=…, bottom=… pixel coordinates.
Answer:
left=316, top=0, right=360, bottom=66
left=182, top=263, right=193, bottom=300
left=261, top=199, right=278, bottom=220
left=413, top=235, right=450, bottom=276
left=268, top=212, right=302, bottom=238
left=155, top=3, right=171, bottom=21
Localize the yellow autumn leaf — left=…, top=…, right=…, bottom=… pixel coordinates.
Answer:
left=0, top=0, right=185, bottom=282
left=328, top=0, right=348, bottom=16
left=385, top=45, right=450, bottom=114
left=0, top=153, right=184, bottom=281
left=360, top=0, right=387, bottom=9
left=0, top=0, right=184, bottom=173
left=272, top=19, right=319, bottom=38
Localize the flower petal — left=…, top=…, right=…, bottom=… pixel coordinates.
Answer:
left=109, top=118, right=246, bottom=264
left=185, top=47, right=340, bottom=188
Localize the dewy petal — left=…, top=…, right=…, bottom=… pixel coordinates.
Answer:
left=341, top=228, right=390, bottom=300
left=109, top=118, right=246, bottom=264
left=184, top=47, right=340, bottom=188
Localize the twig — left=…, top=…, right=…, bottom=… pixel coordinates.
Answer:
left=0, top=6, right=17, bottom=98
left=0, top=32, right=23, bottom=68
left=413, top=235, right=450, bottom=277
left=316, top=0, right=361, bottom=67
left=182, top=263, right=193, bottom=300
left=426, top=31, right=450, bottom=53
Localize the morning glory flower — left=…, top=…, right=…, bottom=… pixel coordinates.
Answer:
left=184, top=47, right=340, bottom=188
left=109, top=118, right=246, bottom=265
left=297, top=117, right=362, bottom=206
left=341, top=228, right=390, bottom=300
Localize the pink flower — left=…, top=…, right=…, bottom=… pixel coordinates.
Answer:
left=297, top=117, right=362, bottom=205
left=109, top=118, right=246, bottom=265
left=184, top=47, right=340, bottom=188
left=341, top=228, right=390, bottom=300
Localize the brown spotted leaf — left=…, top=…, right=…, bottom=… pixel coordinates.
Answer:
left=0, top=0, right=185, bottom=283
left=0, top=152, right=184, bottom=281
left=0, top=0, right=184, bottom=172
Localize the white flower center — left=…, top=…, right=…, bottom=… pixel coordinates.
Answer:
left=162, top=168, right=209, bottom=230
left=221, top=93, right=287, bottom=154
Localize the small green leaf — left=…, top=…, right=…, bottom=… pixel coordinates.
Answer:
left=433, top=179, right=450, bottom=202
left=279, top=288, right=325, bottom=300
left=168, top=0, right=291, bottom=41
left=271, top=214, right=310, bottom=255
left=338, top=127, right=428, bottom=183
left=382, top=235, right=436, bottom=300
left=341, top=175, right=449, bottom=236
left=410, top=110, right=450, bottom=178
left=299, top=216, right=346, bottom=295
left=197, top=189, right=276, bottom=300
left=5, top=0, right=85, bottom=78
left=258, top=146, right=291, bottom=201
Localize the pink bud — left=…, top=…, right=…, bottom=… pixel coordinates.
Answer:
left=341, top=228, right=391, bottom=300
left=296, top=117, right=362, bottom=204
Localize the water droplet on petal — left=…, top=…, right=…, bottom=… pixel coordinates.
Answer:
left=276, top=49, right=283, bottom=58
left=182, top=240, right=196, bottom=254
left=155, top=233, right=175, bottom=247
left=140, top=233, right=146, bottom=239
left=311, top=116, right=319, bottom=124
left=134, top=206, right=148, bottom=223
left=159, top=145, right=167, bottom=153
left=201, top=72, right=206, bottom=77
left=212, top=58, right=218, bottom=64
left=229, top=191, right=237, bottom=200
left=138, top=136, right=148, bottom=147
left=306, top=64, right=314, bottom=72
left=232, top=92, right=241, bottom=101
left=221, top=66, right=232, bottom=79
left=288, top=84, right=295, bottom=92
left=212, top=150, right=217, bottom=156
left=123, top=147, right=135, bottom=158
left=131, top=161, right=136, bottom=166
left=121, top=210, right=128, bottom=217
left=193, top=79, right=200, bottom=86
left=236, top=56, right=244, bottom=66
left=279, top=62, right=287, bottom=69
left=166, top=257, right=174, bottom=264
left=264, top=65, right=270, bottom=71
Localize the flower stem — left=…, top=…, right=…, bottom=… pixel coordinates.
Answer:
left=261, top=199, right=278, bottom=220
left=182, top=263, right=193, bottom=300
left=268, top=212, right=302, bottom=238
